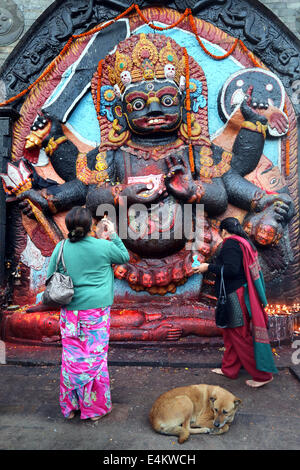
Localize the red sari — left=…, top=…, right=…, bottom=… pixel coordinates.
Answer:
left=220, top=235, right=277, bottom=381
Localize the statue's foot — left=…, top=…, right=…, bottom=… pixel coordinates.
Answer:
left=26, top=303, right=59, bottom=312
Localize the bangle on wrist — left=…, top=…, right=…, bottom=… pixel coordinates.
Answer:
left=241, top=121, right=267, bottom=139
left=250, top=190, right=265, bottom=211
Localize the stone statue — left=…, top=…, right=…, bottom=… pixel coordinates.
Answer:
left=0, top=32, right=295, bottom=342
left=17, top=34, right=294, bottom=290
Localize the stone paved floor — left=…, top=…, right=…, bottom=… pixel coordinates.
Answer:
left=0, top=356, right=299, bottom=451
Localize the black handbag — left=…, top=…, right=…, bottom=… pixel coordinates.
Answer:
left=215, top=266, right=245, bottom=329
left=215, top=266, right=228, bottom=328
left=42, top=240, right=74, bottom=306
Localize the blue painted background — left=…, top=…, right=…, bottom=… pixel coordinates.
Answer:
left=63, top=24, right=279, bottom=165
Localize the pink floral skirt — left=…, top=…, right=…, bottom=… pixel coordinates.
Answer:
left=59, top=306, right=111, bottom=419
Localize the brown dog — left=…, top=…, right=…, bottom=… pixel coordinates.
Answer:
left=149, top=384, right=242, bottom=443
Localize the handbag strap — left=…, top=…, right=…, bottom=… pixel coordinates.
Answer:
left=219, top=266, right=226, bottom=300
left=55, top=240, right=67, bottom=273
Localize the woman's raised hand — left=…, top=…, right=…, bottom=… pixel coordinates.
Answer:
left=101, top=218, right=115, bottom=237
left=192, top=263, right=209, bottom=274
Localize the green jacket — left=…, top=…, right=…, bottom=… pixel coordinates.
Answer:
left=46, top=234, right=129, bottom=310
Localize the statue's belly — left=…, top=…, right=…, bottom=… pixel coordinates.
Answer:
left=123, top=196, right=187, bottom=258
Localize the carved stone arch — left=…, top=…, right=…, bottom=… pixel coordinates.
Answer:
left=0, top=1, right=299, bottom=345
left=0, top=0, right=300, bottom=113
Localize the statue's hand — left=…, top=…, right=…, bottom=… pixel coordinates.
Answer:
left=25, top=114, right=52, bottom=150
left=165, top=155, right=196, bottom=200
left=240, top=86, right=268, bottom=125
left=240, top=88, right=289, bottom=137
left=119, top=183, right=163, bottom=205
left=17, top=189, right=54, bottom=218
left=31, top=114, right=50, bottom=132
left=149, top=322, right=182, bottom=341
left=245, top=193, right=295, bottom=246
left=255, top=193, right=295, bottom=224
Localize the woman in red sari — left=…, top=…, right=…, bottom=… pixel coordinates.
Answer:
left=193, top=217, right=277, bottom=388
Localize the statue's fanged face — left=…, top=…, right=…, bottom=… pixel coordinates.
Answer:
left=122, top=80, right=183, bottom=135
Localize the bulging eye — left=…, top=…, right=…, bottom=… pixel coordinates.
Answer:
left=223, top=410, right=228, bottom=414
left=132, top=99, right=145, bottom=111
left=161, top=95, right=174, bottom=107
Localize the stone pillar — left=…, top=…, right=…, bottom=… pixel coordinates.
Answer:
left=0, top=107, right=20, bottom=286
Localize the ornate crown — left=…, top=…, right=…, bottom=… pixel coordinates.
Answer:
left=91, top=32, right=210, bottom=150
left=104, top=33, right=186, bottom=95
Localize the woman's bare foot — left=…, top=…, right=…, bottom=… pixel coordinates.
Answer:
left=90, top=409, right=112, bottom=422
left=211, top=368, right=225, bottom=375
left=246, top=377, right=273, bottom=388
left=67, top=411, right=75, bottom=420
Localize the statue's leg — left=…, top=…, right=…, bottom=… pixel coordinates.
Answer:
left=201, top=178, right=228, bottom=216
left=46, top=179, right=88, bottom=212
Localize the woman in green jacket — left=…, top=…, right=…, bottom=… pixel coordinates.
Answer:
left=47, top=206, right=129, bottom=421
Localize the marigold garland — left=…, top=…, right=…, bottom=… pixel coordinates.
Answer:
left=183, top=47, right=195, bottom=174
left=96, top=59, right=104, bottom=119
left=284, top=103, right=290, bottom=176
left=73, top=3, right=136, bottom=40
left=0, top=4, right=264, bottom=110
left=0, top=3, right=136, bottom=107
left=188, top=12, right=239, bottom=60
left=135, top=4, right=189, bottom=30
left=2, top=4, right=279, bottom=181
left=238, top=40, right=262, bottom=68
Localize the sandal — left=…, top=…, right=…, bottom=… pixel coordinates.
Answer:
left=246, top=377, right=273, bottom=388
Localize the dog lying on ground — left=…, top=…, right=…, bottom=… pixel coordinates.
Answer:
left=149, top=384, right=242, bottom=443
